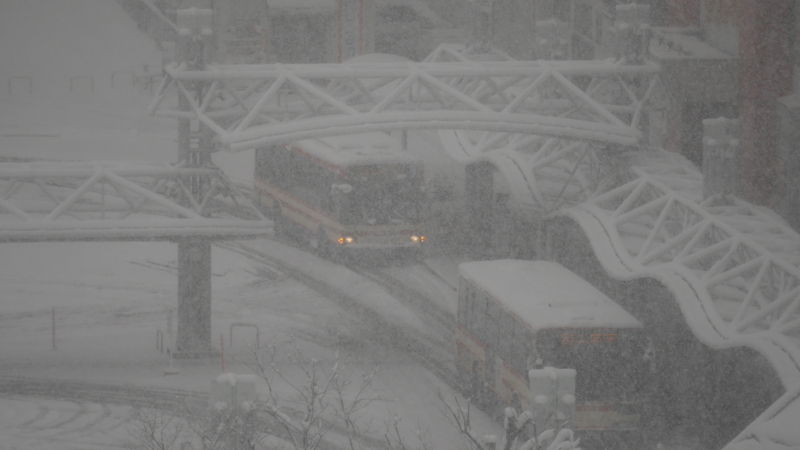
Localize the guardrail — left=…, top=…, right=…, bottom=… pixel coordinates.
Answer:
left=6, top=73, right=162, bottom=96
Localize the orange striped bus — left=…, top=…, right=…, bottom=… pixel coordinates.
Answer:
left=255, top=132, right=426, bottom=258
left=455, top=260, right=651, bottom=445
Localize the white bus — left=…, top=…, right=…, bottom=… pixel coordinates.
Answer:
left=455, top=260, right=651, bottom=444
left=254, top=132, right=426, bottom=258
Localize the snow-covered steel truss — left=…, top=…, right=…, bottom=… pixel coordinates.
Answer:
left=557, top=147, right=800, bottom=387
left=148, top=54, right=661, bottom=152
left=0, top=161, right=270, bottom=242
left=149, top=48, right=800, bottom=374
left=422, top=45, right=626, bottom=215
left=413, top=47, right=800, bottom=443
left=552, top=150, right=800, bottom=448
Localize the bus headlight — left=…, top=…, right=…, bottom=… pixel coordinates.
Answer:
left=410, top=234, right=425, bottom=244
left=337, top=235, right=355, bottom=245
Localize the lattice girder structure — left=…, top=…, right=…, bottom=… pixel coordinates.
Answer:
left=441, top=131, right=612, bottom=215
left=148, top=55, right=662, bottom=153
left=554, top=150, right=800, bottom=391
left=148, top=50, right=663, bottom=214
left=0, top=161, right=271, bottom=242
left=422, top=43, right=518, bottom=63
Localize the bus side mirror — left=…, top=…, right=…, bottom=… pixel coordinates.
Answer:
left=332, top=183, right=353, bottom=194
left=643, top=339, right=655, bottom=361
left=331, top=184, right=352, bottom=219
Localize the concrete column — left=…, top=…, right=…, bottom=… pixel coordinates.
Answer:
left=465, top=161, right=494, bottom=256
left=737, top=0, right=793, bottom=204
left=176, top=238, right=214, bottom=356
left=174, top=8, right=217, bottom=358
left=775, top=94, right=800, bottom=230
left=702, top=117, right=739, bottom=200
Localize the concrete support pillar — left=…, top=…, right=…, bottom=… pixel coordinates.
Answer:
left=465, top=161, right=494, bottom=256
left=775, top=94, right=800, bottom=230
left=702, top=117, right=739, bottom=200
left=176, top=238, right=214, bottom=356
left=174, top=8, right=217, bottom=358
left=737, top=0, right=793, bottom=204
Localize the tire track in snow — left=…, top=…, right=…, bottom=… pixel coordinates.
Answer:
left=216, top=240, right=464, bottom=393
left=17, top=400, right=50, bottom=428
left=40, top=400, right=87, bottom=431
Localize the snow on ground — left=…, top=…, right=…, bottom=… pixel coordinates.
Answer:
left=0, top=396, right=136, bottom=450
left=0, top=0, right=172, bottom=164
left=0, top=1, right=502, bottom=449
left=0, top=89, right=176, bottom=163
left=0, top=239, right=499, bottom=450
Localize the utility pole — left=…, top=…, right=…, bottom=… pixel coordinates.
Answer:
left=175, top=8, right=217, bottom=358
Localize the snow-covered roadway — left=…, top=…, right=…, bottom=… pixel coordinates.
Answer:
left=0, top=238, right=502, bottom=450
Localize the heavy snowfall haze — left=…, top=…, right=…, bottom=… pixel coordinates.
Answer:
left=0, top=0, right=173, bottom=162
left=1, top=1, right=799, bottom=450
left=0, top=2, right=503, bottom=450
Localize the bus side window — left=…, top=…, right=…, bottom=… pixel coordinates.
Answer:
left=469, top=287, right=488, bottom=341
left=508, top=319, right=529, bottom=375
left=318, top=169, right=335, bottom=213
left=272, top=146, right=292, bottom=190
left=256, top=146, right=279, bottom=184
left=485, top=296, right=503, bottom=347
left=467, top=284, right=477, bottom=330
left=457, top=279, right=467, bottom=324
left=500, top=311, right=513, bottom=353
left=310, top=164, right=334, bottom=213
left=255, top=148, right=267, bottom=176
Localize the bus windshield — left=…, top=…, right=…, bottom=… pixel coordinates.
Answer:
left=339, top=166, right=423, bottom=225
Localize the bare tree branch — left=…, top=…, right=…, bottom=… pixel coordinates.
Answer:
left=434, top=387, right=487, bottom=450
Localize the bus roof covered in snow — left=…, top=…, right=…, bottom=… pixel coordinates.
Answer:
left=289, top=132, right=422, bottom=168
left=458, top=260, right=643, bottom=330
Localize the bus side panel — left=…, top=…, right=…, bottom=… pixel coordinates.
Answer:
left=455, top=323, right=531, bottom=408
left=255, top=178, right=342, bottom=235
left=500, top=360, right=530, bottom=406
left=255, top=144, right=339, bottom=236
left=573, top=401, right=641, bottom=431
left=454, top=323, right=485, bottom=376
left=254, top=178, right=278, bottom=211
